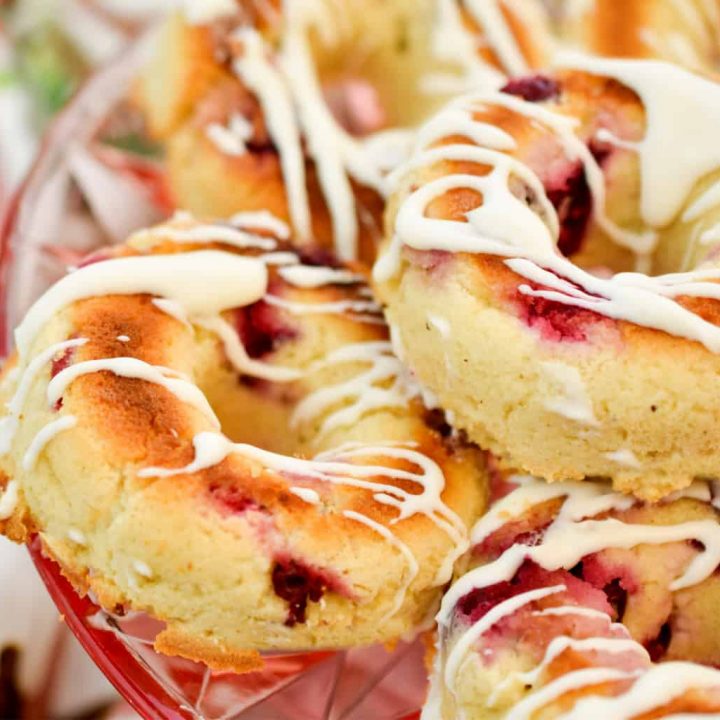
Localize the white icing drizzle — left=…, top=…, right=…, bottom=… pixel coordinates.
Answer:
left=292, top=342, right=419, bottom=440
left=0, top=215, right=465, bottom=628
left=604, top=448, right=642, bottom=469
left=226, top=0, right=530, bottom=261
left=380, top=57, right=720, bottom=351
left=116, top=335, right=130, bottom=343
left=289, top=487, right=320, bottom=504
left=639, top=28, right=704, bottom=71
left=464, top=0, right=530, bottom=76
left=420, top=646, right=445, bottom=720
left=232, top=28, right=312, bottom=242
left=263, top=293, right=382, bottom=320
left=132, top=561, right=153, bottom=580
left=47, top=359, right=221, bottom=428
left=506, top=668, right=638, bottom=720
left=205, top=113, right=253, bottom=157
left=556, top=662, right=720, bottom=720
left=280, top=14, right=361, bottom=261
left=540, top=361, right=598, bottom=426
left=140, top=433, right=468, bottom=590
left=682, top=179, right=720, bottom=222
left=532, top=605, right=615, bottom=622
left=194, top=315, right=302, bottom=382
left=342, top=508, right=419, bottom=622
left=0, top=366, right=20, bottom=391
left=151, top=298, right=191, bottom=328
left=444, top=584, right=567, bottom=693
left=430, top=0, right=506, bottom=94
left=14, top=251, right=268, bottom=356
left=362, top=129, right=415, bottom=176
left=488, top=635, right=647, bottom=707
left=130, top=220, right=278, bottom=252
left=182, top=0, right=236, bottom=25
left=0, top=480, right=18, bottom=520
left=0, top=339, right=87, bottom=455
left=667, top=0, right=711, bottom=38
left=278, top=265, right=363, bottom=289
left=700, top=223, right=720, bottom=245
left=436, top=476, right=720, bottom=715
left=260, top=251, right=299, bottom=265
left=441, top=477, right=720, bottom=626
left=22, top=415, right=77, bottom=471
left=229, top=211, right=291, bottom=240
left=557, top=53, right=720, bottom=229
left=68, top=528, right=87, bottom=545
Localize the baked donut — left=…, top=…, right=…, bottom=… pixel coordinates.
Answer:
left=375, top=56, right=720, bottom=499
left=426, top=471, right=720, bottom=719
left=137, top=0, right=553, bottom=262
left=558, top=0, right=720, bottom=73
left=0, top=214, right=487, bottom=672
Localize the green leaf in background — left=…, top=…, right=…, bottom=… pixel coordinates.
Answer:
left=0, top=69, right=17, bottom=89
left=102, top=132, right=163, bottom=159
left=16, top=23, right=88, bottom=121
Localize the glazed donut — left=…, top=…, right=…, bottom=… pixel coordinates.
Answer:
left=137, top=0, right=552, bottom=262
left=0, top=214, right=487, bottom=671
left=558, top=0, right=720, bottom=73
left=375, top=56, right=720, bottom=499
left=427, top=471, right=720, bottom=719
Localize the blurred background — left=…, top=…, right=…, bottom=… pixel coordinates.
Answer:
left=0, top=2, right=174, bottom=717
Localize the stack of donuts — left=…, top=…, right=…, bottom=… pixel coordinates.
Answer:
left=4, top=1, right=720, bottom=717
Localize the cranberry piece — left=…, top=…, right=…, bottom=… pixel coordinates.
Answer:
left=502, top=76, right=560, bottom=103
left=235, top=299, right=297, bottom=360
left=645, top=622, right=672, bottom=662
left=272, top=559, right=328, bottom=626
left=50, top=348, right=74, bottom=379
left=475, top=510, right=556, bottom=558
left=297, top=247, right=343, bottom=269
left=424, top=408, right=452, bottom=438
left=486, top=454, right=518, bottom=503
left=545, top=144, right=610, bottom=258
left=517, top=289, right=601, bottom=343
left=208, top=483, right=263, bottom=515
left=50, top=345, right=77, bottom=411
left=456, top=562, right=613, bottom=626
left=601, top=578, right=629, bottom=620
left=546, top=164, right=593, bottom=258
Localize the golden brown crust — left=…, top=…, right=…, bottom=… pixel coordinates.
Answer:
left=154, top=629, right=264, bottom=674
left=377, top=67, right=720, bottom=498
left=560, top=0, right=720, bottom=73
left=0, top=218, right=488, bottom=672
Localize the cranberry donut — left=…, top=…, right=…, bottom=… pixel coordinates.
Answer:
left=138, top=0, right=552, bottom=262
left=0, top=214, right=487, bottom=672
left=376, top=57, right=720, bottom=498
left=426, top=471, right=720, bottom=719
left=559, top=0, right=720, bottom=73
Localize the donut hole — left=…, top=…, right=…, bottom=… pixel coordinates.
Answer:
left=193, top=315, right=306, bottom=457
left=651, top=170, right=720, bottom=276
left=304, top=0, right=480, bottom=132
left=192, top=281, right=402, bottom=459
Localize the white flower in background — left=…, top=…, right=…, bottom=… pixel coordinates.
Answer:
left=0, top=540, right=121, bottom=717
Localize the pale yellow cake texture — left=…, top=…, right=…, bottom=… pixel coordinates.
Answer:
left=0, top=221, right=488, bottom=672
left=558, top=0, right=720, bottom=73
left=136, top=1, right=552, bottom=263
left=376, top=69, right=720, bottom=500
left=434, top=494, right=720, bottom=718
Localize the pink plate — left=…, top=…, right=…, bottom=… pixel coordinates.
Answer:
left=1, top=36, right=426, bottom=720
